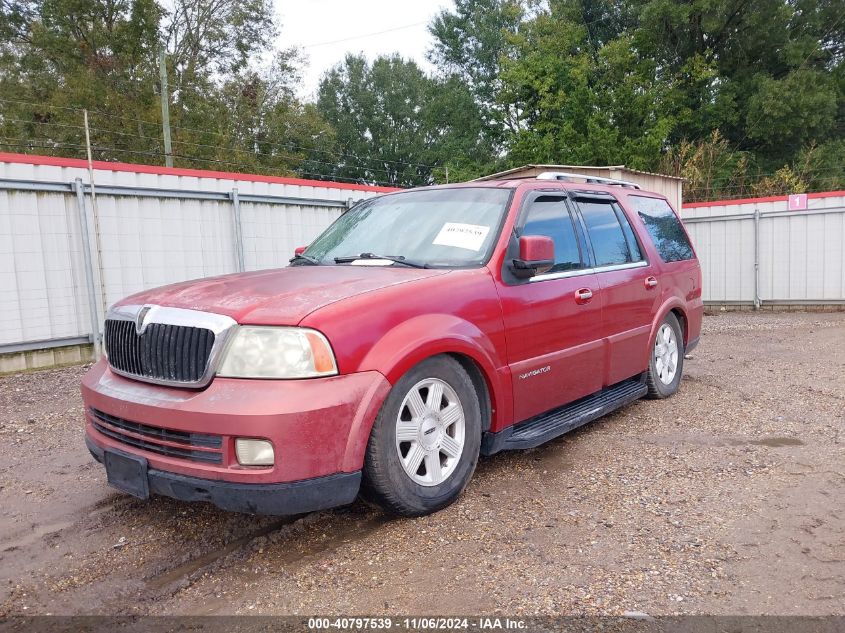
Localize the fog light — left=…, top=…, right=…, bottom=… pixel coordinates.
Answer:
left=235, top=439, right=275, bottom=466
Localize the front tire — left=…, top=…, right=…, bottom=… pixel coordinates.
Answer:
left=362, top=356, right=482, bottom=517
left=646, top=313, right=684, bottom=399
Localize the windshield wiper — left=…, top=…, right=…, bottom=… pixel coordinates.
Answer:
left=289, top=253, right=321, bottom=266
left=333, top=253, right=429, bottom=269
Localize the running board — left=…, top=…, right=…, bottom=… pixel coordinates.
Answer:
left=481, top=376, right=648, bottom=455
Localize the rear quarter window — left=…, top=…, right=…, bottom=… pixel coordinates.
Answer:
left=628, top=196, right=695, bottom=262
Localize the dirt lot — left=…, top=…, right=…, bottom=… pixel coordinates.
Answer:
left=0, top=312, right=843, bottom=617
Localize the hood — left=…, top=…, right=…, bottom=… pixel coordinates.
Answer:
left=115, top=266, right=450, bottom=325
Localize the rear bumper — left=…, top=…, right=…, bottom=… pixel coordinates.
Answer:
left=85, top=436, right=360, bottom=515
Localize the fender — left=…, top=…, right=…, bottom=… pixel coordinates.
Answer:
left=360, top=313, right=510, bottom=426
left=338, top=314, right=512, bottom=472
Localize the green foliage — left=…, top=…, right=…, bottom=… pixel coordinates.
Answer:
left=796, top=140, right=845, bottom=192
left=0, top=0, right=330, bottom=177
left=315, top=53, right=496, bottom=186
left=428, top=0, right=525, bottom=140
left=483, top=0, right=845, bottom=197
left=745, top=70, right=837, bottom=155
left=0, top=0, right=843, bottom=197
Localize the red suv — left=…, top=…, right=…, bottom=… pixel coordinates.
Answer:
left=82, top=173, right=702, bottom=517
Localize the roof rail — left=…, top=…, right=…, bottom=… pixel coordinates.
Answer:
left=535, top=171, right=641, bottom=189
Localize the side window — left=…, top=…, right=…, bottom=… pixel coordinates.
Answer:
left=520, top=196, right=583, bottom=273
left=628, top=196, right=694, bottom=262
left=615, top=204, right=643, bottom=262
left=578, top=200, right=635, bottom=267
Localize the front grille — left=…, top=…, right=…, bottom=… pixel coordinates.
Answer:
left=105, top=319, right=215, bottom=384
left=90, top=408, right=223, bottom=464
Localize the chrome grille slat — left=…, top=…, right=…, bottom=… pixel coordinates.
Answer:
left=104, top=305, right=236, bottom=388
left=105, top=320, right=215, bottom=385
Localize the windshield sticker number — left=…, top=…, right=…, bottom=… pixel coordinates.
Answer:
left=433, top=223, right=490, bottom=251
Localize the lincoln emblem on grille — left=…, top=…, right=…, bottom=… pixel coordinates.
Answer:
left=135, top=305, right=153, bottom=335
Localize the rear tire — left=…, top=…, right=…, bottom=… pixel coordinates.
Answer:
left=362, top=356, right=482, bottom=517
left=646, top=313, right=684, bottom=399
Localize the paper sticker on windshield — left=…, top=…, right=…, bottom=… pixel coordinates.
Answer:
left=433, top=223, right=490, bottom=251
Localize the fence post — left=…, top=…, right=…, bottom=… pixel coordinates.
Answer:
left=753, top=208, right=761, bottom=310
left=230, top=188, right=245, bottom=272
left=73, top=178, right=103, bottom=359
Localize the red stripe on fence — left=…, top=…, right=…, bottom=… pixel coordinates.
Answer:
left=0, top=151, right=401, bottom=193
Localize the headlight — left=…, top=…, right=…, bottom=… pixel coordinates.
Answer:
left=218, top=326, right=338, bottom=379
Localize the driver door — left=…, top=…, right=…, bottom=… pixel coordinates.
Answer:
left=497, top=193, right=604, bottom=422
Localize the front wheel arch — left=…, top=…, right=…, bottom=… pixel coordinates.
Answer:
left=356, top=314, right=508, bottom=431
left=447, top=352, right=492, bottom=433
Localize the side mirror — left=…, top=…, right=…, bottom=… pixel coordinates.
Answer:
left=511, top=235, right=555, bottom=278
left=294, top=246, right=307, bottom=256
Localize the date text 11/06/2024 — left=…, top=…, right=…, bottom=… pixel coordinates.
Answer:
left=307, top=617, right=528, bottom=630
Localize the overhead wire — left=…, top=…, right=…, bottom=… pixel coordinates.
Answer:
left=0, top=134, right=404, bottom=187
left=0, top=96, right=439, bottom=171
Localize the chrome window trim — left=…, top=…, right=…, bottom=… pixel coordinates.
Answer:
left=529, top=259, right=649, bottom=283
left=105, top=305, right=237, bottom=388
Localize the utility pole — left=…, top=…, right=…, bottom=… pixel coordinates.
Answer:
left=159, top=49, right=173, bottom=168
left=82, top=110, right=107, bottom=358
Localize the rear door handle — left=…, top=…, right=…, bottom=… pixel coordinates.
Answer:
left=644, top=276, right=658, bottom=289
left=575, top=288, right=593, bottom=303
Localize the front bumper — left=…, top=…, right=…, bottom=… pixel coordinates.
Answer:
left=82, top=360, right=391, bottom=512
left=85, top=437, right=361, bottom=515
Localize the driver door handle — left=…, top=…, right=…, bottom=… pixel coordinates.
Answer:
left=575, top=288, right=593, bottom=304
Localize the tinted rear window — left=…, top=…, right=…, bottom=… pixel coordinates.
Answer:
left=629, top=197, right=694, bottom=262
left=578, top=200, right=633, bottom=267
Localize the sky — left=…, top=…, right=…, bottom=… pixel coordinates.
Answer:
left=276, top=0, right=456, bottom=100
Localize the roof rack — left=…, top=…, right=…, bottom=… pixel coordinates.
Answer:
left=535, top=171, right=641, bottom=189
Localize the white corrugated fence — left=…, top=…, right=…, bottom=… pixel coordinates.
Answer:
left=0, top=154, right=390, bottom=355
left=2, top=152, right=844, bottom=361
left=680, top=192, right=845, bottom=306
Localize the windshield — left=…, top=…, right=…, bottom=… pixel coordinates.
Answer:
left=303, top=187, right=513, bottom=268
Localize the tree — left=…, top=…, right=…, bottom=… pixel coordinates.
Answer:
left=315, top=53, right=496, bottom=186
left=162, top=0, right=275, bottom=91
left=2, top=0, right=843, bottom=196
left=428, top=0, right=525, bottom=141
left=498, top=0, right=675, bottom=169
left=423, top=75, right=502, bottom=182
left=315, top=54, right=432, bottom=186
left=494, top=0, right=844, bottom=194
left=0, top=0, right=333, bottom=177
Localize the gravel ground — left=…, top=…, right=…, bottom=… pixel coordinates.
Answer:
left=0, top=312, right=843, bottom=617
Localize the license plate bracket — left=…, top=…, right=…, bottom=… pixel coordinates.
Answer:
left=104, top=449, right=150, bottom=500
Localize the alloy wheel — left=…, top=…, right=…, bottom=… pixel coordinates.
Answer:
left=394, top=377, right=466, bottom=487
left=654, top=323, right=679, bottom=385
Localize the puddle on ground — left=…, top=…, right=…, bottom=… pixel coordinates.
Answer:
left=641, top=433, right=806, bottom=448
left=744, top=437, right=805, bottom=448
